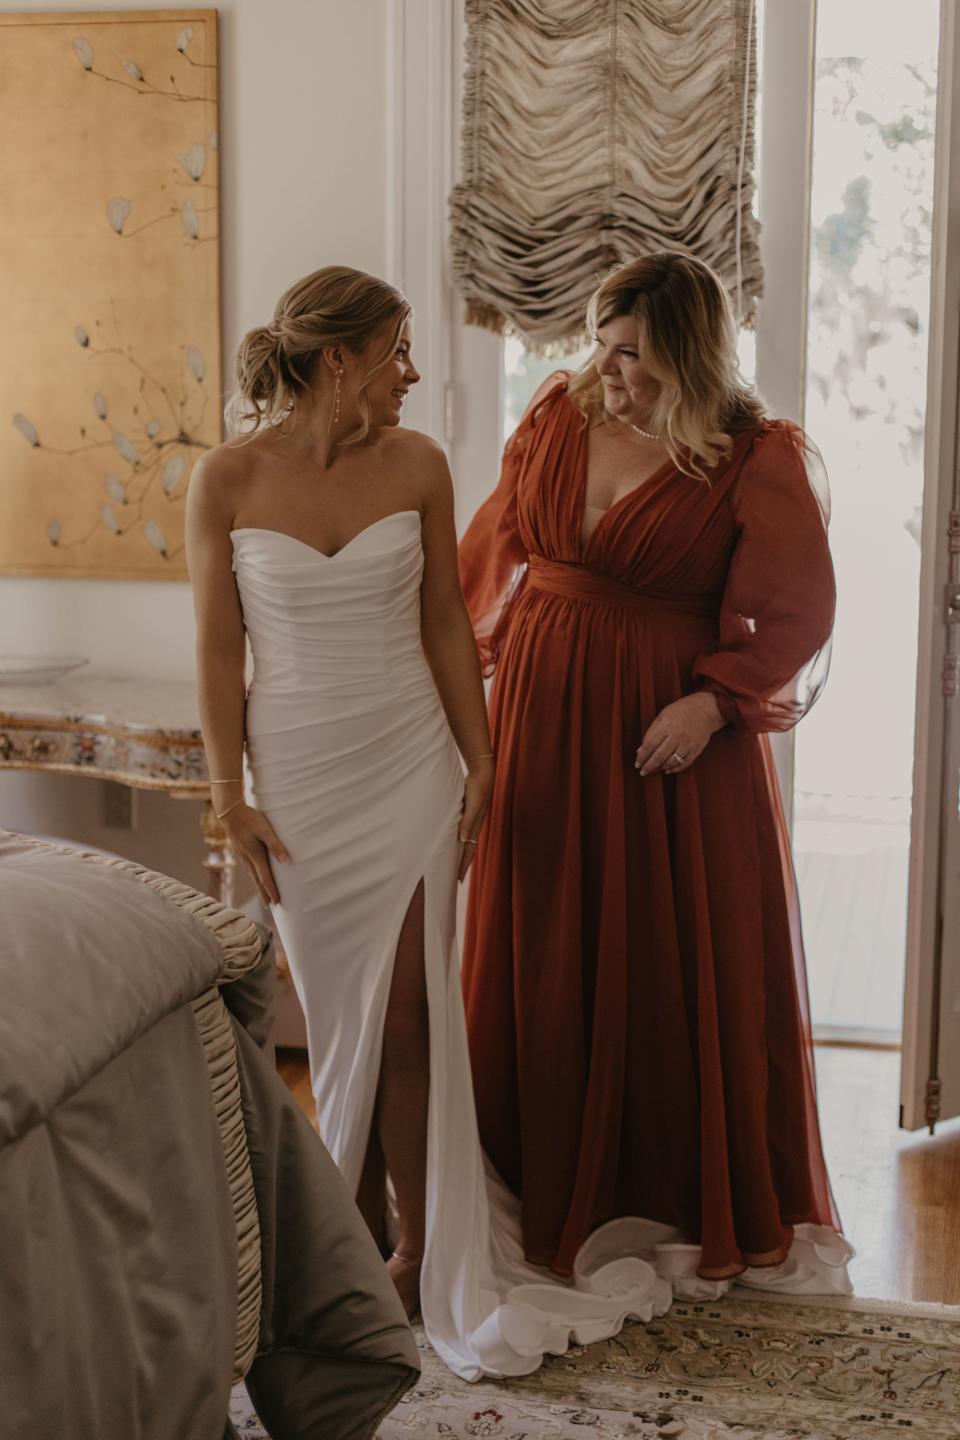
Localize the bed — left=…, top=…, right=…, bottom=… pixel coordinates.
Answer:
left=0, top=829, right=419, bottom=1440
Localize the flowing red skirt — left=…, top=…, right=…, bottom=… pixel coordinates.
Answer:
left=462, top=565, right=840, bottom=1280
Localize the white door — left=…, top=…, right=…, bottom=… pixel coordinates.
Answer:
left=900, top=0, right=960, bottom=1131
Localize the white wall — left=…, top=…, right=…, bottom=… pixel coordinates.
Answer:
left=0, top=0, right=389, bottom=886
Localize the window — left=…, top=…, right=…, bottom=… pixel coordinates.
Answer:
left=794, top=0, right=940, bottom=1039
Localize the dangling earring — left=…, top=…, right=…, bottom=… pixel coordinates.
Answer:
left=327, top=367, right=343, bottom=435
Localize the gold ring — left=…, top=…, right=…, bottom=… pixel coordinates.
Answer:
left=462, top=838, right=478, bottom=846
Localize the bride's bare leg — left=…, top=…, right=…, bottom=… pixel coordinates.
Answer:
left=356, top=1112, right=387, bottom=1254
left=378, top=879, right=429, bottom=1316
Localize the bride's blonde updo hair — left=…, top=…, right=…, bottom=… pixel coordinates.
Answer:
left=228, top=265, right=411, bottom=443
left=568, top=250, right=765, bottom=479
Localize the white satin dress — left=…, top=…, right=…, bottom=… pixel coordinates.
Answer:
left=230, top=509, right=677, bottom=1382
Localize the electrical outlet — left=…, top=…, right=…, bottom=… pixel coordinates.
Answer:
left=103, top=780, right=136, bottom=829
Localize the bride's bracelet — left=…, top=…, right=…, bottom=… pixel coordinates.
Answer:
left=210, top=777, right=243, bottom=785
left=466, top=752, right=494, bottom=763
left=214, top=797, right=244, bottom=820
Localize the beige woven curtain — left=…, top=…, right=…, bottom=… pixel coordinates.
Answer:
left=449, top=0, right=762, bottom=353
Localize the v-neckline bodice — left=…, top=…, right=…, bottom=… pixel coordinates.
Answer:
left=577, top=426, right=677, bottom=558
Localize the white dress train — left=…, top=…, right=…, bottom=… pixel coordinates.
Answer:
left=232, top=510, right=852, bottom=1383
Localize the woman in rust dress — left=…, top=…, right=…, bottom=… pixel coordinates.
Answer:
left=459, top=252, right=853, bottom=1296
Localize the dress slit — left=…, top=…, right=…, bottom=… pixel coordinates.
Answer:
left=359, top=874, right=429, bottom=1255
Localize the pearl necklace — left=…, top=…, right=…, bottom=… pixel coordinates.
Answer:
left=629, top=423, right=662, bottom=441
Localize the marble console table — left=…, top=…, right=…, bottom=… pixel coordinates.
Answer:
left=0, top=668, right=236, bottom=906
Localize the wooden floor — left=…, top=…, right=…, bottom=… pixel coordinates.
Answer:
left=814, top=1045, right=960, bottom=1306
left=277, top=1044, right=960, bottom=1307
left=277, top=1051, right=318, bottom=1131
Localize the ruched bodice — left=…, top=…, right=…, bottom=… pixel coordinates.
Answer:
left=233, top=510, right=438, bottom=697
left=233, top=514, right=452, bottom=824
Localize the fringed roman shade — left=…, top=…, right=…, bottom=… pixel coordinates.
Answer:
left=449, top=0, right=763, bottom=353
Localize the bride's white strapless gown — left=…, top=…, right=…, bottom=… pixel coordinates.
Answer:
left=231, top=510, right=853, bottom=1382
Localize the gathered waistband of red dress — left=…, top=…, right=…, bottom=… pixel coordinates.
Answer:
left=525, top=554, right=716, bottom=616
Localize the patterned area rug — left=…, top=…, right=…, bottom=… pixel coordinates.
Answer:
left=230, top=1293, right=960, bottom=1439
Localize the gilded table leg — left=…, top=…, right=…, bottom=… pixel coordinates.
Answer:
left=200, top=798, right=237, bottom=908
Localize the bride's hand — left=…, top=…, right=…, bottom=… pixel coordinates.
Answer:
left=221, top=802, right=289, bottom=906
left=459, top=756, right=494, bottom=882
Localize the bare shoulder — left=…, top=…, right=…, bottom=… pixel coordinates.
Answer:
left=379, top=425, right=447, bottom=465
left=376, top=425, right=451, bottom=500
left=190, top=435, right=260, bottom=487
left=188, top=435, right=261, bottom=522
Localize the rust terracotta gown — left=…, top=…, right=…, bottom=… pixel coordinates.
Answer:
left=459, top=378, right=853, bottom=1295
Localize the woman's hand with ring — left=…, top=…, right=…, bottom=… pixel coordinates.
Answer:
left=459, top=754, right=494, bottom=881
left=634, top=692, right=724, bottom=776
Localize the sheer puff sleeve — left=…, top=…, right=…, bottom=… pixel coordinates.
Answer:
left=692, top=420, right=836, bottom=734
left=459, top=373, right=568, bottom=677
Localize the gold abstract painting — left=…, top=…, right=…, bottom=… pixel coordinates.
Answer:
left=0, top=9, right=220, bottom=579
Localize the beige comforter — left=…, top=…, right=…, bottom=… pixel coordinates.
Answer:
left=0, top=831, right=418, bottom=1440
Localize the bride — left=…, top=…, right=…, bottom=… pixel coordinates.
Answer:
left=186, top=265, right=669, bottom=1381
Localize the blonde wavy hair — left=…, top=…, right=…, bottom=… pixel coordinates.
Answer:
left=227, top=265, right=411, bottom=446
left=568, top=251, right=765, bottom=479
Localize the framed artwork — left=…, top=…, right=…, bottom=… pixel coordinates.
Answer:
left=0, top=9, right=220, bottom=580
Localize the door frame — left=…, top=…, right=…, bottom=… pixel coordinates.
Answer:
left=900, top=0, right=960, bottom=1132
